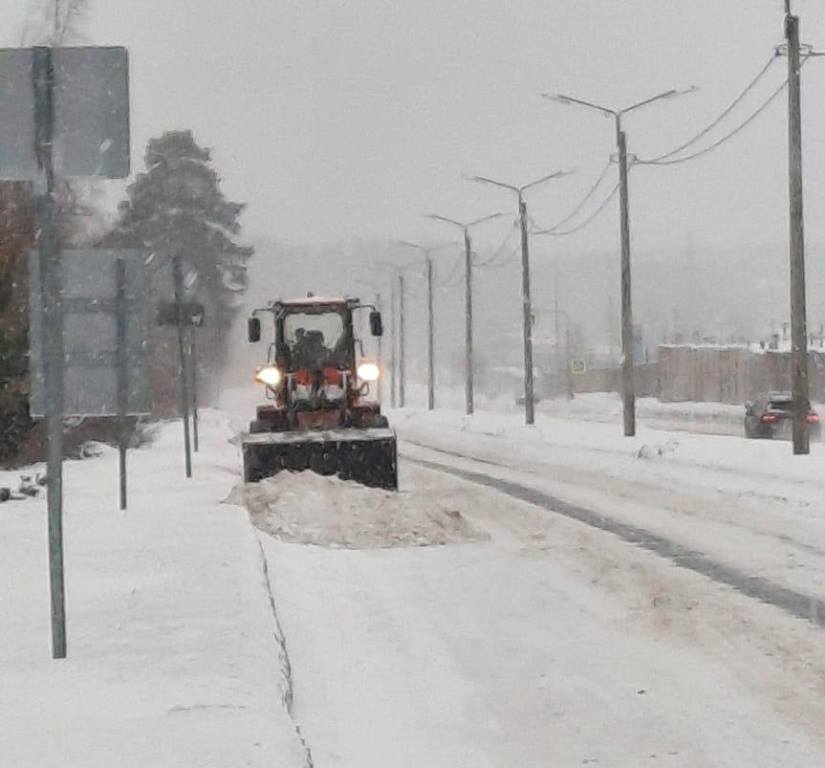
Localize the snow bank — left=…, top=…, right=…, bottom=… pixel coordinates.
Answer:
left=237, top=471, right=486, bottom=549
left=0, top=411, right=309, bottom=768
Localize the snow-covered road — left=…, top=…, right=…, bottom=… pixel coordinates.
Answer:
left=251, top=402, right=825, bottom=766
left=262, top=459, right=825, bottom=766
left=9, top=388, right=825, bottom=765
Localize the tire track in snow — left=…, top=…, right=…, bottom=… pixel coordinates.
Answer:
left=405, top=450, right=825, bottom=630
left=402, top=437, right=825, bottom=566
left=256, top=539, right=315, bottom=768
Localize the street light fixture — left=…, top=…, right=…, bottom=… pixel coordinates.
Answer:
left=469, top=171, right=571, bottom=425
left=543, top=87, right=694, bottom=437
left=378, top=259, right=421, bottom=409
left=426, top=212, right=503, bottom=415
left=397, top=240, right=455, bottom=411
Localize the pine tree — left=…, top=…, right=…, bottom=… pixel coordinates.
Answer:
left=114, top=131, right=252, bottom=329
left=110, top=130, right=254, bottom=409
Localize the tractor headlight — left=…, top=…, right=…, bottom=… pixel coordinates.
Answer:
left=357, top=362, right=380, bottom=382
left=255, top=365, right=282, bottom=387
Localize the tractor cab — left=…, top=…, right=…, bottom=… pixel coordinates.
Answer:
left=248, top=297, right=383, bottom=416
left=274, top=299, right=360, bottom=408
left=242, top=295, right=396, bottom=489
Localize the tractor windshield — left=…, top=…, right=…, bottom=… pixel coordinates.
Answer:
left=282, top=310, right=348, bottom=369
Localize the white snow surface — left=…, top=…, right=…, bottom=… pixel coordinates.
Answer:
left=228, top=385, right=825, bottom=766
left=262, top=463, right=825, bottom=767
left=0, top=411, right=308, bottom=768
left=237, top=470, right=486, bottom=548
left=9, top=384, right=825, bottom=766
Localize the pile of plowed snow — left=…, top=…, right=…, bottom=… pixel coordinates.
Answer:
left=234, top=471, right=487, bottom=549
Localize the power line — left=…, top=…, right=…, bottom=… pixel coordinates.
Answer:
left=638, top=55, right=812, bottom=167
left=477, top=243, right=520, bottom=269
left=645, top=54, right=778, bottom=164
left=540, top=183, right=620, bottom=237
left=476, top=221, right=517, bottom=266
left=538, top=159, right=613, bottom=234
left=637, top=77, right=789, bottom=167
left=441, top=251, right=465, bottom=286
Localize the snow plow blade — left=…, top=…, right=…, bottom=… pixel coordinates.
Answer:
left=242, top=428, right=398, bottom=490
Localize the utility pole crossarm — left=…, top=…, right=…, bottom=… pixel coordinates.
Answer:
left=427, top=214, right=465, bottom=229
left=521, top=170, right=572, bottom=192
left=545, top=92, right=615, bottom=116
left=470, top=176, right=521, bottom=193
left=620, top=88, right=680, bottom=115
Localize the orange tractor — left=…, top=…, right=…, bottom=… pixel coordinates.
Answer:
left=242, top=296, right=397, bottom=489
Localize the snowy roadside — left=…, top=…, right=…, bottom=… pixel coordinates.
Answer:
left=0, top=411, right=308, bottom=768
left=402, top=383, right=775, bottom=438
left=393, top=407, right=825, bottom=626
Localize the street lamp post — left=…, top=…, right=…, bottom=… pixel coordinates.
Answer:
left=398, top=241, right=454, bottom=411
left=545, top=87, right=693, bottom=437
left=469, top=172, right=570, bottom=425
left=426, top=212, right=503, bottom=415
left=537, top=305, right=574, bottom=401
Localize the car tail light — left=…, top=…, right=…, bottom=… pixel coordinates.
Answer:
left=807, top=413, right=820, bottom=424
left=762, top=413, right=779, bottom=423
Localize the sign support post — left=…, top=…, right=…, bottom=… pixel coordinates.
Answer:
left=190, top=328, right=199, bottom=453
left=34, top=46, right=67, bottom=660
left=115, top=258, right=129, bottom=510
left=173, top=256, right=193, bottom=478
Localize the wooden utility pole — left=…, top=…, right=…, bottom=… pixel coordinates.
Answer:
left=463, top=229, right=474, bottom=415
left=518, top=195, right=535, bottom=425
left=617, top=123, right=635, bottom=437
left=786, top=6, right=810, bottom=455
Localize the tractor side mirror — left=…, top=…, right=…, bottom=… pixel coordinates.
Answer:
left=369, top=310, right=383, bottom=337
left=248, top=317, right=261, bottom=343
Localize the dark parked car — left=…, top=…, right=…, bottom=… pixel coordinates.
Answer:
left=744, top=392, right=821, bottom=440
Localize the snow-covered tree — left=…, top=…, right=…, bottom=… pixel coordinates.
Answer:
left=107, top=130, right=253, bottom=411
left=112, top=130, right=254, bottom=336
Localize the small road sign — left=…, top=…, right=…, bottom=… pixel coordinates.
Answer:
left=570, top=358, right=587, bottom=375
left=28, top=249, right=150, bottom=417
left=156, top=301, right=205, bottom=327
left=0, top=46, right=129, bottom=179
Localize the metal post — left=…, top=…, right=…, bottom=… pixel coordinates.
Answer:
left=786, top=10, right=810, bottom=454
left=464, top=229, right=474, bottom=415
left=34, top=46, right=66, bottom=660
left=426, top=255, right=435, bottom=410
left=115, top=258, right=128, bottom=511
left=617, top=121, right=636, bottom=437
left=554, top=269, right=562, bottom=397
left=375, top=292, right=383, bottom=403
left=173, top=256, right=193, bottom=477
left=190, top=328, right=199, bottom=453
left=389, top=281, right=397, bottom=408
left=518, top=195, right=535, bottom=425
left=565, top=323, right=574, bottom=401
left=398, top=273, right=406, bottom=408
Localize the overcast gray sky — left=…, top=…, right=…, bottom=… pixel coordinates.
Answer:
left=5, top=0, right=825, bottom=259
